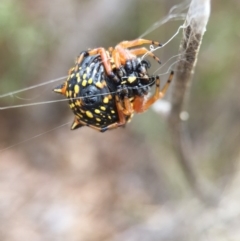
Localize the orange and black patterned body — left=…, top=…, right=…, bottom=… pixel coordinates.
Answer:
left=54, top=39, right=173, bottom=132
left=55, top=55, right=121, bottom=131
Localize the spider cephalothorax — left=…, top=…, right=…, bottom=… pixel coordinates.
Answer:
left=54, top=39, right=173, bottom=132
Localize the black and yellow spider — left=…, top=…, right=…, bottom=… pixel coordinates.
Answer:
left=54, top=39, right=173, bottom=132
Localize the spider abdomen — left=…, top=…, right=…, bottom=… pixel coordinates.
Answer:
left=65, top=55, right=119, bottom=129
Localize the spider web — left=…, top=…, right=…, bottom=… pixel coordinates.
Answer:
left=3, top=2, right=240, bottom=241
left=0, top=0, right=190, bottom=152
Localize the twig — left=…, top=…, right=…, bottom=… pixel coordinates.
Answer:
left=168, top=0, right=216, bottom=203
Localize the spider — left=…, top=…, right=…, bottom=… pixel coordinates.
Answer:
left=54, top=39, right=174, bottom=132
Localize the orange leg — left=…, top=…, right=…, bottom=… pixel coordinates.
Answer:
left=115, top=94, right=134, bottom=116
left=104, top=96, right=129, bottom=131
left=87, top=48, right=113, bottom=76
left=111, top=47, right=135, bottom=68
left=133, top=95, right=145, bottom=113
left=76, top=51, right=88, bottom=65
left=130, top=47, right=161, bottom=64
left=112, top=38, right=162, bottom=68
left=133, top=71, right=174, bottom=113
left=116, top=39, right=162, bottom=48
left=111, top=49, right=122, bottom=69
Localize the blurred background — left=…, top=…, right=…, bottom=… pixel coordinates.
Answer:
left=0, top=0, right=240, bottom=240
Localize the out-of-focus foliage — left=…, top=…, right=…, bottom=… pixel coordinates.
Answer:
left=0, top=0, right=240, bottom=240
left=0, top=0, right=51, bottom=94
